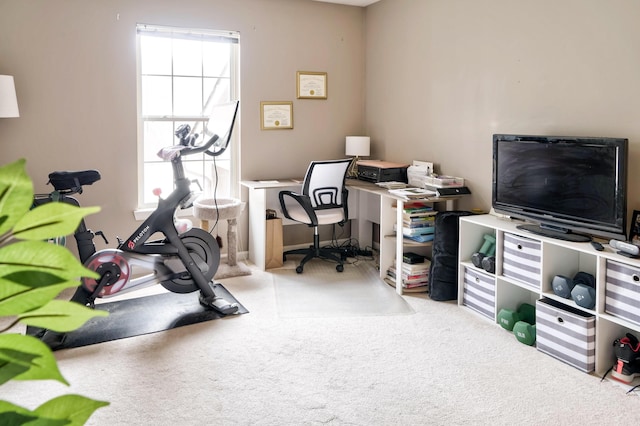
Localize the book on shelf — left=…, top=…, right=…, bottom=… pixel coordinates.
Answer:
left=403, top=281, right=429, bottom=289
left=383, top=277, right=428, bottom=293
left=403, top=214, right=436, bottom=224
left=385, top=275, right=428, bottom=288
left=402, top=201, right=436, bottom=214
left=394, top=223, right=435, bottom=236
left=403, top=251, right=426, bottom=264
left=403, top=221, right=435, bottom=232
left=404, top=233, right=435, bottom=243
left=404, top=266, right=430, bottom=275
left=387, top=266, right=429, bottom=283
left=395, top=258, right=431, bottom=273
left=402, top=226, right=435, bottom=237
left=403, top=218, right=436, bottom=229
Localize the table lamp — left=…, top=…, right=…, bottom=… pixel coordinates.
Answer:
left=0, top=75, right=20, bottom=118
left=345, top=136, right=370, bottom=178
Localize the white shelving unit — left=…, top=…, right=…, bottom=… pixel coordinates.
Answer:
left=458, top=214, right=640, bottom=376
left=379, top=196, right=460, bottom=294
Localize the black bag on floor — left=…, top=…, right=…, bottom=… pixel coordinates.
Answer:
left=429, top=211, right=473, bottom=301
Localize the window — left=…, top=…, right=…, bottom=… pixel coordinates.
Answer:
left=136, top=24, right=240, bottom=209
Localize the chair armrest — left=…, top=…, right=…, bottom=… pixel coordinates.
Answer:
left=278, top=190, right=318, bottom=225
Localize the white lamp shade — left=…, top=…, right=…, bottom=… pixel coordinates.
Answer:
left=345, top=136, right=370, bottom=157
left=0, top=75, right=19, bottom=118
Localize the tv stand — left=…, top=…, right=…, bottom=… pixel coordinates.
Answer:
left=458, top=213, right=640, bottom=378
left=516, top=224, right=591, bottom=243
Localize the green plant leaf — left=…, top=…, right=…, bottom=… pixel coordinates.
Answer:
left=18, top=300, right=108, bottom=332
left=13, top=203, right=101, bottom=242
left=0, top=276, right=80, bottom=316
left=0, top=241, right=98, bottom=281
left=0, top=334, right=67, bottom=384
left=0, top=401, right=39, bottom=425
left=0, top=159, right=108, bottom=423
left=0, top=347, right=39, bottom=385
left=35, top=394, right=109, bottom=426
left=0, top=160, right=33, bottom=237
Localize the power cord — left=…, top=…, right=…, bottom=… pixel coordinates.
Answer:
left=323, top=223, right=374, bottom=259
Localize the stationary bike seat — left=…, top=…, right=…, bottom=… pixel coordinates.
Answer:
left=48, top=170, right=101, bottom=192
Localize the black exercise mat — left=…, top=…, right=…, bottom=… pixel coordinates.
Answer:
left=32, top=284, right=247, bottom=350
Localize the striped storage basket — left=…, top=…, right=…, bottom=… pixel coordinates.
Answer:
left=462, top=267, right=495, bottom=320
left=536, top=298, right=595, bottom=373
left=605, top=260, right=640, bottom=326
left=502, top=233, right=541, bottom=290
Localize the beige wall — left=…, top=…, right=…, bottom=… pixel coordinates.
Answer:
left=0, top=0, right=365, bottom=251
left=3, top=0, right=640, bottom=256
left=365, top=0, right=640, bottom=217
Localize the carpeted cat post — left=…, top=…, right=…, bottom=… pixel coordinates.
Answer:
left=193, top=197, right=252, bottom=279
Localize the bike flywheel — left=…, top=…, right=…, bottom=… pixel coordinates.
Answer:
left=160, top=228, right=220, bottom=293
left=82, top=249, right=131, bottom=297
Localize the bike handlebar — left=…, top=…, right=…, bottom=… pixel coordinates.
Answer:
left=179, top=133, right=221, bottom=156
left=165, top=100, right=238, bottom=160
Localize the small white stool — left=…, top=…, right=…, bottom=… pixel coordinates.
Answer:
left=193, top=197, right=246, bottom=267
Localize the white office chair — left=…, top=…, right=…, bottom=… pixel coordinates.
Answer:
left=278, top=158, right=352, bottom=273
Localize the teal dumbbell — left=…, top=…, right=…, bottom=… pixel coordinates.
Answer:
left=497, top=303, right=536, bottom=332
left=498, top=308, right=520, bottom=331
left=513, top=321, right=536, bottom=346
left=517, top=303, right=535, bottom=325
left=513, top=302, right=536, bottom=346
left=471, top=234, right=496, bottom=269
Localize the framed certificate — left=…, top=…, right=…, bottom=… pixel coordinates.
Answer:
left=260, top=101, right=293, bottom=130
left=297, top=71, right=327, bottom=99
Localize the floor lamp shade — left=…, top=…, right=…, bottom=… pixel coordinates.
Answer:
left=345, top=136, right=370, bottom=157
left=0, top=75, right=19, bottom=118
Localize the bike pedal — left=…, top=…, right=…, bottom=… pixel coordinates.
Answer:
left=199, top=294, right=239, bottom=315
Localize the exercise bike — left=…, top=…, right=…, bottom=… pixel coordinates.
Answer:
left=41, top=101, right=241, bottom=325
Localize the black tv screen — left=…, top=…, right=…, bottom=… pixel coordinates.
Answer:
left=492, top=134, right=628, bottom=242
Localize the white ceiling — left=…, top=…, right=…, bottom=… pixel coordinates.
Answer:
left=312, top=0, right=379, bottom=6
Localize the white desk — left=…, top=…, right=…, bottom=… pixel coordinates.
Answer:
left=240, top=178, right=462, bottom=294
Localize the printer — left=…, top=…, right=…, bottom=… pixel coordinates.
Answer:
left=356, top=160, right=409, bottom=183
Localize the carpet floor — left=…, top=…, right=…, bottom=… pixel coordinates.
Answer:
left=4, top=258, right=640, bottom=425
left=273, top=260, right=413, bottom=318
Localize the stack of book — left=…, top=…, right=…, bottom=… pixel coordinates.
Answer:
left=385, top=256, right=431, bottom=292
left=397, top=201, right=437, bottom=242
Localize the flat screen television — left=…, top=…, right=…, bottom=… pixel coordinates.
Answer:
left=492, top=134, right=628, bottom=242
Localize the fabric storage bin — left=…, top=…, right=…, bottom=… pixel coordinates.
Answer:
left=502, top=233, right=541, bottom=290
left=536, top=298, right=595, bottom=373
left=462, top=267, right=495, bottom=320
left=605, top=260, right=640, bottom=326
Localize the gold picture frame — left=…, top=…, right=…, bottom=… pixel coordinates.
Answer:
left=260, top=101, right=293, bottom=130
left=297, top=71, right=327, bottom=99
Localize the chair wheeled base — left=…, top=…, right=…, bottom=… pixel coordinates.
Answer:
left=283, top=229, right=344, bottom=274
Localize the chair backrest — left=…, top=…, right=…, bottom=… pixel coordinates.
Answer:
left=302, top=159, right=351, bottom=209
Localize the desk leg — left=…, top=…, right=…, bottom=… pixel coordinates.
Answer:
left=378, top=195, right=398, bottom=291
left=247, top=187, right=267, bottom=270
left=445, top=199, right=456, bottom=210
left=395, top=199, right=405, bottom=295
left=351, top=187, right=379, bottom=250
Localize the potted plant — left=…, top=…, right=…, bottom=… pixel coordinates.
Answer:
left=0, top=159, right=109, bottom=425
